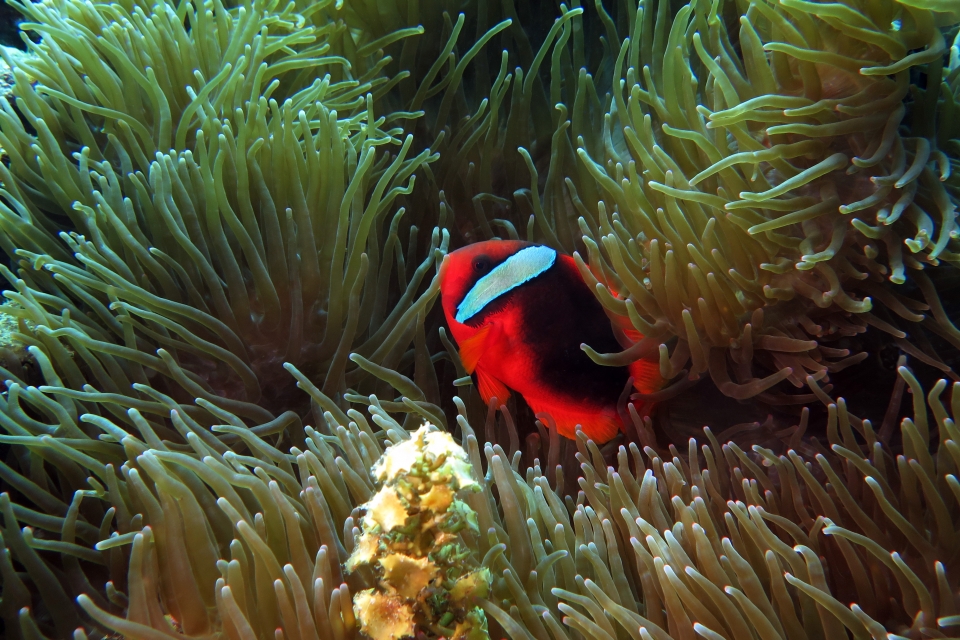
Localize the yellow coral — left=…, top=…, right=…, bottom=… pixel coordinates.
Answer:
left=448, top=569, right=491, bottom=603
left=420, top=484, right=454, bottom=512
left=346, top=531, right=380, bottom=572
left=353, top=590, right=416, bottom=640
left=373, top=438, right=420, bottom=482
left=348, top=423, right=490, bottom=639
left=374, top=426, right=479, bottom=492
left=364, top=486, right=410, bottom=533
left=379, top=554, right=439, bottom=599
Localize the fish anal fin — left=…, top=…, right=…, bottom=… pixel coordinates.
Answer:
left=458, top=324, right=492, bottom=374
left=476, top=368, right=511, bottom=405
left=530, top=402, right=621, bottom=444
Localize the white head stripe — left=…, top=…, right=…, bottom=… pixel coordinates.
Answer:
left=455, top=245, right=557, bottom=323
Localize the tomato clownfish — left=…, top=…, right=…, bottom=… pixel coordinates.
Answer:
left=439, top=240, right=663, bottom=443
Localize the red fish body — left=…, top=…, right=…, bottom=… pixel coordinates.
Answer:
left=439, top=240, right=661, bottom=443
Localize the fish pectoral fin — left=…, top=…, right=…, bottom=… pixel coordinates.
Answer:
left=457, top=324, right=493, bottom=374
left=476, top=368, right=511, bottom=405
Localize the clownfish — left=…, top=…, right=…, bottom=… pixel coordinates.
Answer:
left=439, top=240, right=662, bottom=443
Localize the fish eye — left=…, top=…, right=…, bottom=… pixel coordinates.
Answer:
left=472, top=256, right=492, bottom=273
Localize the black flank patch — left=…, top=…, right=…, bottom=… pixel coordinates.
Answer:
left=517, top=259, right=630, bottom=406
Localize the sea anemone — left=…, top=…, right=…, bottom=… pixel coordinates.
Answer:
left=514, top=0, right=960, bottom=401
left=0, top=0, right=448, bottom=425
left=346, top=424, right=490, bottom=640
left=0, top=0, right=959, bottom=639
left=4, top=363, right=960, bottom=639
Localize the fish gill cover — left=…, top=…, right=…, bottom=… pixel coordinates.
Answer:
left=0, top=0, right=957, bottom=639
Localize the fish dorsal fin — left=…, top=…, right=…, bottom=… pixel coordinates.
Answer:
left=456, top=245, right=556, bottom=323
left=476, top=368, right=511, bottom=405
left=457, top=324, right=492, bottom=374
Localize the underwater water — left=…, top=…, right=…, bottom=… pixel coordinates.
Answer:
left=0, top=0, right=959, bottom=638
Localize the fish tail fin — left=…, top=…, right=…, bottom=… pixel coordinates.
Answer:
left=606, top=305, right=648, bottom=349
left=612, top=313, right=663, bottom=394
left=629, top=358, right=664, bottom=395
left=621, top=327, right=645, bottom=344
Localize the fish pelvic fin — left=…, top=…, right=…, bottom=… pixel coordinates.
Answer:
left=458, top=323, right=492, bottom=374
left=476, top=368, right=511, bottom=405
